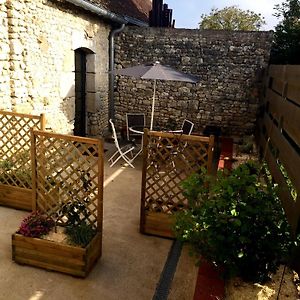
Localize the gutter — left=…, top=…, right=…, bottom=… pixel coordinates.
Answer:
left=65, top=0, right=127, bottom=24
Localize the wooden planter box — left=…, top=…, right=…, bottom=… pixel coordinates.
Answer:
left=141, top=212, right=175, bottom=239
left=0, top=184, right=32, bottom=211
left=12, top=231, right=102, bottom=277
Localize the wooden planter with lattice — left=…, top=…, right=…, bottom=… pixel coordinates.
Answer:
left=12, top=131, right=103, bottom=277
left=140, top=130, right=215, bottom=238
left=0, top=111, right=45, bottom=211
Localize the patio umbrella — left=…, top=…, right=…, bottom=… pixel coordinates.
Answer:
left=115, top=61, right=198, bottom=130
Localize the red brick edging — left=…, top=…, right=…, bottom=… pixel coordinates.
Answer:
left=193, top=260, right=225, bottom=300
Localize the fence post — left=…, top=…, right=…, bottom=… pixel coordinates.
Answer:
left=30, top=129, right=37, bottom=211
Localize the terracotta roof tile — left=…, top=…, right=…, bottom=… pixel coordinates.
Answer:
left=87, top=0, right=151, bottom=23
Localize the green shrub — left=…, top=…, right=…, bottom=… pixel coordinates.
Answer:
left=174, top=161, right=295, bottom=282
left=65, top=223, right=96, bottom=247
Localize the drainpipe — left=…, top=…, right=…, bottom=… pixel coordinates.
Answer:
left=109, top=23, right=126, bottom=122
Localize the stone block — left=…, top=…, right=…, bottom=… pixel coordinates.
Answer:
left=86, top=92, right=100, bottom=113
left=86, top=73, right=95, bottom=92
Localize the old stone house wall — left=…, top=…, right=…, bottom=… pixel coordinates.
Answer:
left=115, top=27, right=273, bottom=137
left=0, top=0, right=110, bottom=135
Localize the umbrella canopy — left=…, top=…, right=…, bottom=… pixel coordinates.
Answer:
left=115, top=61, right=198, bottom=130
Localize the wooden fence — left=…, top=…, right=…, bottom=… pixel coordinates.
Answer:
left=257, top=65, right=300, bottom=233
left=0, top=111, right=45, bottom=210
left=140, top=130, right=215, bottom=238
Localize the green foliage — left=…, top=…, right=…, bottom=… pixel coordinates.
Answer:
left=199, top=6, right=266, bottom=31
left=271, top=0, right=300, bottom=64
left=0, top=151, right=32, bottom=188
left=59, top=171, right=96, bottom=247
left=174, top=162, right=294, bottom=282
left=65, top=223, right=96, bottom=247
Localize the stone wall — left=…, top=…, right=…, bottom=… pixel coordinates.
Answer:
left=0, top=0, right=110, bottom=135
left=115, top=27, right=273, bottom=136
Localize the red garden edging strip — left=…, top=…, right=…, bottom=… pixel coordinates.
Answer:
left=193, top=260, right=225, bottom=300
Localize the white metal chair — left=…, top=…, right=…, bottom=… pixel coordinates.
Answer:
left=108, top=119, right=138, bottom=168
left=181, top=119, right=194, bottom=135
left=126, top=113, right=145, bottom=141
left=170, top=119, right=194, bottom=135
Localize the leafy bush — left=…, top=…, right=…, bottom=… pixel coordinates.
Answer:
left=174, top=161, right=294, bottom=282
left=18, top=211, right=54, bottom=238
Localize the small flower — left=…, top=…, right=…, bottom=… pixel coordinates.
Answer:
left=17, top=211, right=54, bottom=238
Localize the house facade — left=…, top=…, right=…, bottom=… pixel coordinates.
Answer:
left=0, top=0, right=150, bottom=135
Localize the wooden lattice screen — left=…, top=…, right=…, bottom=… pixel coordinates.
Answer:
left=0, top=111, right=45, bottom=210
left=31, top=130, right=103, bottom=231
left=140, top=130, right=215, bottom=238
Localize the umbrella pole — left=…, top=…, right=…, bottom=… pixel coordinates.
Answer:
left=150, top=79, right=156, bottom=130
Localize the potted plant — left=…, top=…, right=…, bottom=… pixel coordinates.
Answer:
left=174, top=161, right=295, bottom=282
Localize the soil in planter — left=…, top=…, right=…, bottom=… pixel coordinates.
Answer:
left=225, top=265, right=299, bottom=299
left=43, top=226, right=69, bottom=245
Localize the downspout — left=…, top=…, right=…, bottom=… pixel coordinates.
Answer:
left=109, top=23, right=126, bottom=122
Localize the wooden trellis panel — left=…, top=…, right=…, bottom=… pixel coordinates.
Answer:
left=12, top=130, right=104, bottom=277
left=0, top=111, right=45, bottom=210
left=31, top=130, right=103, bottom=231
left=140, top=130, right=215, bottom=238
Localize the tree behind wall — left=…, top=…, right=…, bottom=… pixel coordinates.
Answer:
left=199, top=6, right=266, bottom=31
left=270, top=0, right=300, bottom=64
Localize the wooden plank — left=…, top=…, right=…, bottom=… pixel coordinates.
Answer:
left=144, top=212, right=175, bottom=239
left=287, top=82, right=300, bottom=106
left=286, top=65, right=300, bottom=85
left=265, top=88, right=283, bottom=119
left=13, top=247, right=85, bottom=268
left=149, top=130, right=211, bottom=142
left=86, top=232, right=102, bottom=272
left=207, top=135, right=215, bottom=175
left=40, top=113, right=46, bottom=130
left=0, top=110, right=41, bottom=120
left=266, top=88, right=300, bottom=145
left=140, top=129, right=149, bottom=233
left=33, top=130, right=100, bottom=145
left=13, top=256, right=86, bottom=277
left=97, top=139, right=103, bottom=232
left=281, top=101, right=300, bottom=147
left=0, top=185, right=32, bottom=210
left=31, top=129, right=37, bottom=211
left=264, top=115, right=300, bottom=192
left=271, top=78, right=286, bottom=96
left=12, top=234, right=85, bottom=257
left=268, top=65, right=286, bottom=79
left=264, top=147, right=298, bottom=233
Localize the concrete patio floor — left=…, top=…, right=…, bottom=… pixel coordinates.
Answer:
left=0, top=142, right=197, bottom=300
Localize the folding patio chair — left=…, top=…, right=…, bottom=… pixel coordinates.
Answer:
left=126, top=113, right=146, bottom=141
left=170, top=119, right=194, bottom=135
left=108, top=119, right=138, bottom=168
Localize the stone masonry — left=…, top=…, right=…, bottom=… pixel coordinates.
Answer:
left=0, top=0, right=110, bottom=135
left=115, top=27, right=273, bottom=136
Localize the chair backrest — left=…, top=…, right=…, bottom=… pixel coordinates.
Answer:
left=109, top=119, right=121, bottom=150
left=126, top=113, right=145, bottom=140
left=181, top=119, right=194, bottom=135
